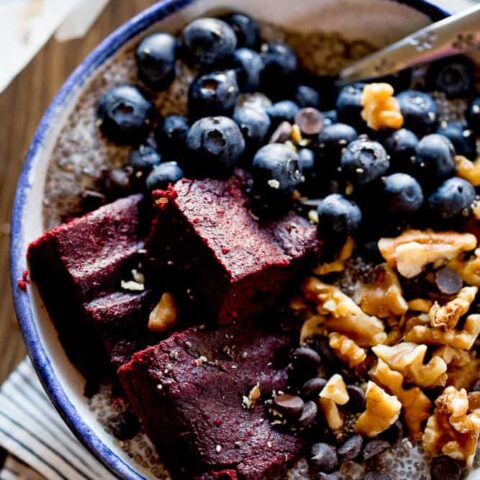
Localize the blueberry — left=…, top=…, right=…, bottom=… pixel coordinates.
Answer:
left=436, top=121, right=476, bottom=159
left=430, top=456, right=464, bottom=480
left=335, top=83, right=365, bottom=129
left=322, top=110, right=337, bottom=126
left=412, top=134, right=456, bottom=182
left=221, top=12, right=260, bottom=49
left=425, top=55, right=474, bottom=98
left=340, top=138, right=389, bottom=185
left=298, top=148, right=316, bottom=173
left=230, top=48, right=264, bottom=92
left=266, top=100, right=299, bottom=126
left=156, top=114, right=189, bottom=156
left=128, top=143, right=162, bottom=171
left=317, top=194, right=362, bottom=235
left=316, top=123, right=358, bottom=166
left=188, top=70, right=239, bottom=119
left=97, top=85, right=155, bottom=144
left=252, top=143, right=302, bottom=198
left=428, top=177, right=475, bottom=220
left=146, top=161, right=184, bottom=190
left=135, top=33, right=177, bottom=90
left=182, top=17, right=236, bottom=66
left=466, top=97, right=480, bottom=134
left=233, top=105, right=271, bottom=151
left=236, top=92, right=272, bottom=112
left=397, top=90, right=438, bottom=134
left=310, top=443, right=338, bottom=472
left=293, top=84, right=321, bottom=109
left=382, top=173, right=424, bottom=214
left=186, top=116, right=245, bottom=177
left=384, top=128, right=418, bottom=172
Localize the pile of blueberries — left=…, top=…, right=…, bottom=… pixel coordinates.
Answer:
left=95, top=11, right=480, bottom=243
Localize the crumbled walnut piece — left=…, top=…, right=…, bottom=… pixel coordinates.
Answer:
left=429, top=286, right=477, bottom=330
left=372, top=342, right=447, bottom=388
left=302, top=278, right=386, bottom=347
left=243, top=383, right=261, bottom=409
left=356, top=381, right=402, bottom=437
left=423, top=386, right=480, bottom=467
left=314, top=237, right=355, bottom=275
left=319, top=374, right=349, bottom=431
left=408, top=298, right=433, bottom=313
left=319, top=398, right=344, bottom=431
left=370, top=359, right=432, bottom=441
left=329, top=332, right=367, bottom=368
left=441, top=348, right=480, bottom=391
left=473, top=201, right=480, bottom=221
left=361, top=83, right=403, bottom=130
left=405, top=314, right=480, bottom=350
left=469, top=392, right=480, bottom=411
left=300, top=315, right=325, bottom=344
left=378, top=230, right=477, bottom=278
left=434, top=346, right=471, bottom=368
left=455, top=155, right=480, bottom=186
left=354, top=264, right=408, bottom=318
left=148, top=292, right=178, bottom=333
left=449, top=249, right=480, bottom=287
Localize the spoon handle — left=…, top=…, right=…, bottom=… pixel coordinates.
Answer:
left=339, top=4, right=480, bottom=84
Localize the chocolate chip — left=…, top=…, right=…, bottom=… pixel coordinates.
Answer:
left=80, top=190, right=106, bottom=213
left=273, top=394, right=304, bottom=418
left=430, top=455, right=464, bottom=480
left=364, top=472, right=393, bottom=480
left=363, top=440, right=390, bottom=461
left=302, top=377, right=327, bottom=397
left=435, top=268, right=463, bottom=295
left=346, top=385, right=366, bottom=411
left=295, top=108, right=324, bottom=136
left=292, top=347, right=322, bottom=370
left=338, top=434, right=363, bottom=461
left=379, top=420, right=403, bottom=445
left=298, top=400, right=318, bottom=427
left=109, top=410, right=140, bottom=440
left=310, top=443, right=338, bottom=472
left=269, top=121, right=292, bottom=143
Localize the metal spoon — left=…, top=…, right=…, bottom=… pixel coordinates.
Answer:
left=338, top=3, right=480, bottom=84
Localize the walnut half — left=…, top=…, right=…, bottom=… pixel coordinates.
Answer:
left=429, top=286, right=477, bottom=330
left=329, top=332, right=366, bottom=368
left=319, top=374, right=350, bottom=431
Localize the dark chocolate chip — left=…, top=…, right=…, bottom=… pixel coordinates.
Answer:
left=363, top=440, right=390, bottom=461
left=338, top=434, right=363, bottom=461
left=295, top=107, right=324, bottom=136
left=298, top=400, right=318, bottom=427
left=379, top=420, right=403, bottom=445
left=302, top=377, right=327, bottom=397
left=269, top=121, right=292, bottom=144
left=430, top=455, right=464, bottom=480
left=80, top=190, right=107, bottom=213
left=109, top=410, right=140, bottom=440
left=310, top=442, right=339, bottom=472
left=273, top=394, right=304, bottom=418
left=292, top=347, right=322, bottom=370
left=346, top=385, right=366, bottom=411
left=435, top=267, right=463, bottom=295
left=364, top=472, right=393, bottom=480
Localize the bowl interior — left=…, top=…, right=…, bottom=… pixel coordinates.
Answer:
left=11, top=0, right=450, bottom=479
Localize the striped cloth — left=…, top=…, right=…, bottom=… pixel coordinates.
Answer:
left=0, top=359, right=116, bottom=480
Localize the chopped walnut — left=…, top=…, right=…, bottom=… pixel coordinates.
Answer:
left=405, top=314, right=480, bottom=351
left=455, top=155, right=480, bottom=187
left=356, top=381, right=402, bottom=437
left=353, top=264, right=408, bottom=318
left=148, top=292, right=178, bottom=333
left=378, top=230, right=477, bottom=278
left=423, top=386, right=480, bottom=467
left=449, top=249, right=480, bottom=287
left=429, top=286, right=477, bottom=330
left=361, top=83, right=404, bottom=130
left=408, top=298, right=433, bottom=313
left=440, top=348, right=480, bottom=391
left=329, top=332, right=367, bottom=368
left=319, top=374, right=349, bottom=431
left=314, top=237, right=355, bottom=275
left=370, top=359, right=432, bottom=441
left=299, top=315, right=325, bottom=345
left=302, top=278, right=386, bottom=347
left=319, top=398, right=344, bottom=431
left=372, top=342, right=447, bottom=388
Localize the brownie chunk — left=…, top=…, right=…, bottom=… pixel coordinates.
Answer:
left=28, top=194, right=157, bottom=376
left=149, top=171, right=319, bottom=323
left=118, top=322, right=304, bottom=479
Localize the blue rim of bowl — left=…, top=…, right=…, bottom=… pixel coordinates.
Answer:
left=10, top=0, right=450, bottom=479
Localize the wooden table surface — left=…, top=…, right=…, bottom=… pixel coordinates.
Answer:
left=0, top=0, right=158, bottom=385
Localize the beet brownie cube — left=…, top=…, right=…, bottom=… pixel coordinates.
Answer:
left=118, top=322, right=304, bottom=480
left=149, top=171, right=319, bottom=323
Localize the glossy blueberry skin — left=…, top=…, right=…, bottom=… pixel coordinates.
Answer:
left=316, top=123, right=358, bottom=166
left=182, top=17, right=237, bottom=66
left=233, top=105, right=271, bottom=151
left=466, top=97, right=480, bottom=134
left=221, top=12, right=260, bottom=49
left=294, top=84, right=321, bottom=109
left=135, top=33, right=177, bottom=90
left=322, top=110, right=338, bottom=126
left=436, top=121, right=476, bottom=160
left=428, top=177, right=475, bottom=220
left=340, top=138, right=389, bottom=185
left=412, top=133, right=456, bottom=182
left=188, top=70, right=239, bottom=119
left=425, top=55, right=474, bottom=98
left=382, top=173, right=424, bottom=214
left=128, top=143, right=162, bottom=171
left=384, top=128, right=418, bottom=172
left=298, top=147, right=316, bottom=172
left=266, top=100, right=299, bottom=126
left=156, top=114, right=189, bottom=156
left=146, top=161, right=184, bottom=190
left=230, top=48, right=264, bottom=92
left=252, top=143, right=302, bottom=197
left=97, top=85, right=155, bottom=144
left=397, top=90, right=438, bottom=134
left=335, top=83, right=365, bottom=129
left=186, top=116, right=245, bottom=177
left=317, top=193, right=362, bottom=235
